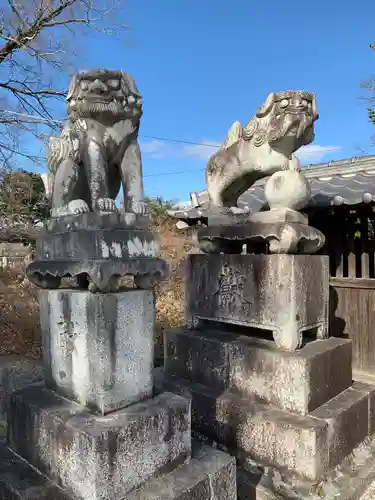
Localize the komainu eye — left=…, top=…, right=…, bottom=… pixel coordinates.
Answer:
left=80, top=81, right=88, bottom=91
left=279, top=99, right=289, bottom=108
left=108, top=79, right=120, bottom=89
left=302, top=100, right=308, bottom=107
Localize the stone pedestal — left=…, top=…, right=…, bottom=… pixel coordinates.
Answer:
left=8, top=387, right=191, bottom=500
left=186, top=253, right=329, bottom=350
left=161, top=252, right=375, bottom=499
left=2, top=217, right=236, bottom=499
left=40, top=289, right=154, bottom=414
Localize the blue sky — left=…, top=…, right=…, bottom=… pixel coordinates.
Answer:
left=21, top=0, right=375, bottom=202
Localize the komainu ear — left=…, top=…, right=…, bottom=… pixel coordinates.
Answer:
left=311, top=94, right=319, bottom=120
left=121, top=72, right=142, bottom=98
left=256, top=93, right=276, bottom=118
left=66, top=74, right=78, bottom=101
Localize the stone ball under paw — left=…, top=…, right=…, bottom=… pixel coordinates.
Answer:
left=264, top=169, right=311, bottom=211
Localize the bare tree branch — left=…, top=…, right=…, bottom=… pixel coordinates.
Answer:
left=0, top=0, right=129, bottom=168
left=0, top=82, right=65, bottom=96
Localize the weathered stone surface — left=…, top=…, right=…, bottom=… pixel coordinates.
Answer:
left=0, top=356, right=43, bottom=423
left=36, top=227, right=159, bottom=261
left=185, top=253, right=329, bottom=351
left=205, top=91, right=318, bottom=209
left=48, top=69, right=145, bottom=217
left=162, top=375, right=375, bottom=481
left=0, top=441, right=235, bottom=500
left=237, top=435, right=375, bottom=500
left=7, top=386, right=191, bottom=500
left=249, top=206, right=308, bottom=224
left=0, top=441, right=72, bottom=499
left=311, top=386, right=372, bottom=469
left=28, top=257, right=168, bottom=293
left=352, top=381, right=375, bottom=435
left=27, top=214, right=169, bottom=293
left=127, top=446, right=236, bottom=500
left=43, top=212, right=150, bottom=233
left=40, top=289, right=154, bottom=414
left=162, top=378, right=328, bottom=481
left=198, top=220, right=325, bottom=255
left=165, top=327, right=352, bottom=415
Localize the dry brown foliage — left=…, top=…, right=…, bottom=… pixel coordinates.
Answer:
left=0, top=263, right=41, bottom=359
left=153, top=220, right=195, bottom=361
left=0, top=221, right=192, bottom=360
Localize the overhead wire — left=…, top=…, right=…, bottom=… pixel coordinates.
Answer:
left=1, top=110, right=217, bottom=177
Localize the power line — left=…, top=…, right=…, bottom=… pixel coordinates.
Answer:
left=1, top=110, right=220, bottom=149
left=140, top=135, right=219, bottom=148
left=144, top=168, right=205, bottom=178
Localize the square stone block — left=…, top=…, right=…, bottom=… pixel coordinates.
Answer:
left=0, top=443, right=236, bottom=500
left=165, top=328, right=352, bottom=415
left=7, top=386, right=191, bottom=500
left=0, top=442, right=72, bottom=499
left=0, top=356, right=43, bottom=423
left=128, top=446, right=236, bottom=500
left=352, top=381, right=375, bottom=435
left=237, top=435, right=375, bottom=500
left=162, top=376, right=375, bottom=481
left=162, top=378, right=329, bottom=481
left=185, top=254, right=329, bottom=351
left=311, top=386, right=373, bottom=468
left=39, top=289, right=154, bottom=414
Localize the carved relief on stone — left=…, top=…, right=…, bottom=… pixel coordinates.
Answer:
left=218, top=264, right=247, bottom=309
left=57, top=319, right=77, bottom=358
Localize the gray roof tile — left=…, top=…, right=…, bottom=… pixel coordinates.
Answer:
left=168, top=155, right=375, bottom=220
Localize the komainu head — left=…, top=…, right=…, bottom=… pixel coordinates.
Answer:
left=243, top=90, right=319, bottom=155
left=66, top=69, right=142, bottom=123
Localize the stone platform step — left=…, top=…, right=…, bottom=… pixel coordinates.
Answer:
left=128, top=445, right=236, bottom=499
left=237, top=434, right=375, bottom=500
left=0, top=441, right=72, bottom=499
left=159, top=375, right=375, bottom=482
left=0, top=442, right=236, bottom=500
left=7, top=387, right=191, bottom=500
left=165, top=327, right=352, bottom=416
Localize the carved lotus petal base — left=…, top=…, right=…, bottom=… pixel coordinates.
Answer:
left=198, top=221, right=325, bottom=255
left=26, top=258, right=169, bottom=293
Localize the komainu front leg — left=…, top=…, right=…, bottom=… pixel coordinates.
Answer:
left=85, top=140, right=117, bottom=213
left=121, top=139, right=146, bottom=214
left=51, top=158, right=90, bottom=217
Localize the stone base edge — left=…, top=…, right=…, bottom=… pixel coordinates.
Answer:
left=0, top=442, right=237, bottom=500
left=191, top=431, right=375, bottom=500
left=0, top=441, right=72, bottom=500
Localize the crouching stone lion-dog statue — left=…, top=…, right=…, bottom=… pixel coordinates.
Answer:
left=48, top=69, right=145, bottom=217
left=206, top=90, right=319, bottom=209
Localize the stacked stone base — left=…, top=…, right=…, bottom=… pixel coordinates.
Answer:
left=0, top=441, right=235, bottom=500
left=1, top=384, right=236, bottom=499
left=161, top=327, right=375, bottom=499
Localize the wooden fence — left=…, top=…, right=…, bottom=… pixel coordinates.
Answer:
left=311, top=206, right=375, bottom=380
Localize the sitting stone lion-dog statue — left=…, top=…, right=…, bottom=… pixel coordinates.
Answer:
left=48, top=69, right=145, bottom=217
left=206, top=90, right=319, bottom=209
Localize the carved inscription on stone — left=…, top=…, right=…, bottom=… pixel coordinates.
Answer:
left=57, top=319, right=77, bottom=358
left=217, top=264, right=247, bottom=309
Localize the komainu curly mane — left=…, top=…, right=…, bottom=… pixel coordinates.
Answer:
left=206, top=90, right=319, bottom=208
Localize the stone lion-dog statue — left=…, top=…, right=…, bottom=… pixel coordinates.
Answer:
left=47, top=69, right=145, bottom=217
left=206, top=90, right=319, bottom=209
